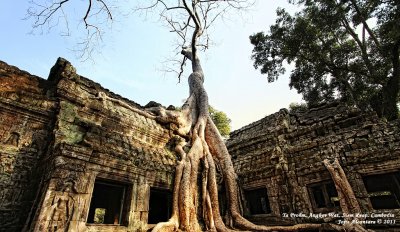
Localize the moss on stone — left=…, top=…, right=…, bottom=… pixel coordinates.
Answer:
left=58, top=101, right=85, bottom=144
left=59, top=101, right=76, bottom=123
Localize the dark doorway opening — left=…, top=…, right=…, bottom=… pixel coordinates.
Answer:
left=244, top=188, right=271, bottom=215
left=87, top=179, right=128, bottom=225
left=363, top=171, right=400, bottom=209
left=148, top=188, right=172, bottom=224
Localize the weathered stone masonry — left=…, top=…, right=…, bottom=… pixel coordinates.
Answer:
left=0, top=60, right=57, bottom=232
left=0, top=59, right=177, bottom=232
left=227, top=103, right=400, bottom=230
left=1, top=58, right=400, bottom=231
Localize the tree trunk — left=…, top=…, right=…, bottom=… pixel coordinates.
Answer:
left=381, top=40, right=400, bottom=120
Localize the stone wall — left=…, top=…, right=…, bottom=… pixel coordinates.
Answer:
left=0, top=61, right=56, bottom=232
left=0, top=59, right=178, bottom=232
left=227, top=102, right=400, bottom=230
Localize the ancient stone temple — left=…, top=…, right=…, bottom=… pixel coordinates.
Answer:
left=0, top=58, right=399, bottom=232
left=227, top=103, right=400, bottom=231
left=0, top=58, right=177, bottom=232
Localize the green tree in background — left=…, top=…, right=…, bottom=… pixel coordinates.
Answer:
left=288, top=102, right=308, bottom=114
left=209, top=106, right=231, bottom=137
left=250, top=0, right=400, bottom=120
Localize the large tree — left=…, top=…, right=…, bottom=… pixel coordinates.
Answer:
left=27, top=0, right=363, bottom=231
left=250, top=0, right=400, bottom=120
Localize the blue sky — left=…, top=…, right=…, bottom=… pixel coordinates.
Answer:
left=0, top=1, right=303, bottom=131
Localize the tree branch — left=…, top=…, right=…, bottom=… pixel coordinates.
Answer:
left=28, top=0, right=70, bottom=27
left=349, top=0, right=381, bottom=49
left=83, top=0, right=93, bottom=28
left=341, top=18, right=376, bottom=78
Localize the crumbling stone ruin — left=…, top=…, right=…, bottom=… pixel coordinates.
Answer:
left=0, top=58, right=177, bottom=232
left=0, top=58, right=399, bottom=231
left=227, top=103, right=400, bottom=231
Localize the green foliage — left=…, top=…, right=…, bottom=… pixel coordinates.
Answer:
left=288, top=102, right=308, bottom=114
left=93, top=208, right=106, bottom=223
left=59, top=101, right=85, bottom=144
left=250, top=0, right=400, bottom=120
left=209, top=106, right=231, bottom=137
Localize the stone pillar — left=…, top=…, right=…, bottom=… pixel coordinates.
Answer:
left=32, top=157, right=93, bottom=232
left=129, top=176, right=150, bottom=225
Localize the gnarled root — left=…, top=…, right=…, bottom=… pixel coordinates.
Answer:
left=154, top=112, right=336, bottom=231
left=324, top=159, right=371, bottom=232
left=152, top=45, right=347, bottom=231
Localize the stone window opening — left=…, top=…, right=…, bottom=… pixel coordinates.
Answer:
left=308, top=181, right=339, bottom=211
left=362, top=171, right=400, bottom=209
left=244, top=188, right=272, bottom=215
left=148, top=188, right=173, bottom=224
left=87, top=179, right=129, bottom=225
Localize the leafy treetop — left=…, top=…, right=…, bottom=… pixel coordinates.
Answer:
left=250, top=0, right=400, bottom=120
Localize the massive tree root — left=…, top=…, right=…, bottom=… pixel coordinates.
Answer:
left=148, top=46, right=337, bottom=232
left=324, top=159, right=371, bottom=232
